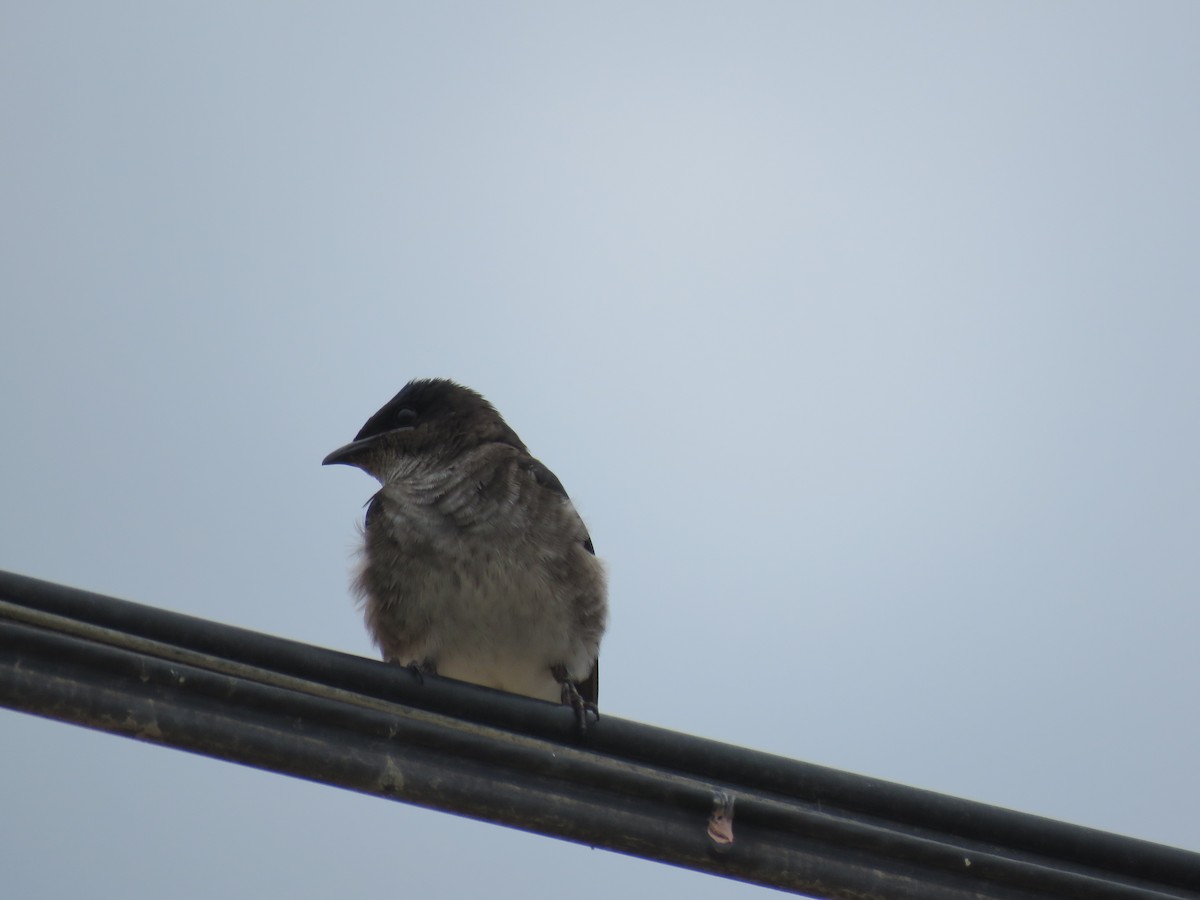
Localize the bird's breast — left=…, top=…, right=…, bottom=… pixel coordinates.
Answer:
left=352, top=455, right=601, bottom=696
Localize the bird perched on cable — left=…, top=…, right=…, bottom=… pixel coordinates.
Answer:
left=323, top=378, right=606, bottom=719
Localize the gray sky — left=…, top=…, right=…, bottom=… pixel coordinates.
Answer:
left=2, top=3, right=1198, bottom=898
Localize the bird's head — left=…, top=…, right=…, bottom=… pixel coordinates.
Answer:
left=322, top=378, right=526, bottom=482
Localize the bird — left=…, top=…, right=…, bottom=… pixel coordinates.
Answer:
left=322, top=378, right=606, bottom=718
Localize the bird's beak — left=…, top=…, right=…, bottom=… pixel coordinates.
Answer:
left=322, top=436, right=380, bottom=467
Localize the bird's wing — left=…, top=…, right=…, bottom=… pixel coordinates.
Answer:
left=576, top=659, right=599, bottom=705
left=521, top=456, right=600, bottom=703
left=520, top=458, right=596, bottom=555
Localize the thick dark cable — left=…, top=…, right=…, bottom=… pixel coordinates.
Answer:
left=1, top=570, right=1197, bottom=899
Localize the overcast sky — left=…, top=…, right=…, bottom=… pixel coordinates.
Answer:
left=2, top=3, right=1198, bottom=898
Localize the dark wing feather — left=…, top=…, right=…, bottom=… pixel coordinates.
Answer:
left=576, top=659, right=599, bottom=705
left=522, top=456, right=600, bottom=702
left=521, top=458, right=596, bottom=555
left=363, top=491, right=384, bottom=529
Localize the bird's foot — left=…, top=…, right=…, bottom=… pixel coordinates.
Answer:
left=391, top=658, right=437, bottom=686
left=553, top=666, right=599, bottom=733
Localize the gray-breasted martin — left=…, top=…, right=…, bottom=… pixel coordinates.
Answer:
left=323, top=378, right=606, bottom=714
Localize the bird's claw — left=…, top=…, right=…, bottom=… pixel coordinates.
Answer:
left=392, top=658, right=436, bottom=686
left=558, top=678, right=598, bottom=733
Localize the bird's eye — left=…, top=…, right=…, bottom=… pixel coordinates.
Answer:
left=394, top=408, right=418, bottom=427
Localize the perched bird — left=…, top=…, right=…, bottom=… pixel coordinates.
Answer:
left=323, top=378, right=606, bottom=716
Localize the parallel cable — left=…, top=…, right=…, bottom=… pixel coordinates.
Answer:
left=1, top=570, right=1197, bottom=899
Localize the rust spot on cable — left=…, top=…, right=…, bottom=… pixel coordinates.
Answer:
left=707, top=790, right=735, bottom=852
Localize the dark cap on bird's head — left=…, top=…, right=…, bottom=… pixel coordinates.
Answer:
left=322, top=378, right=527, bottom=478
